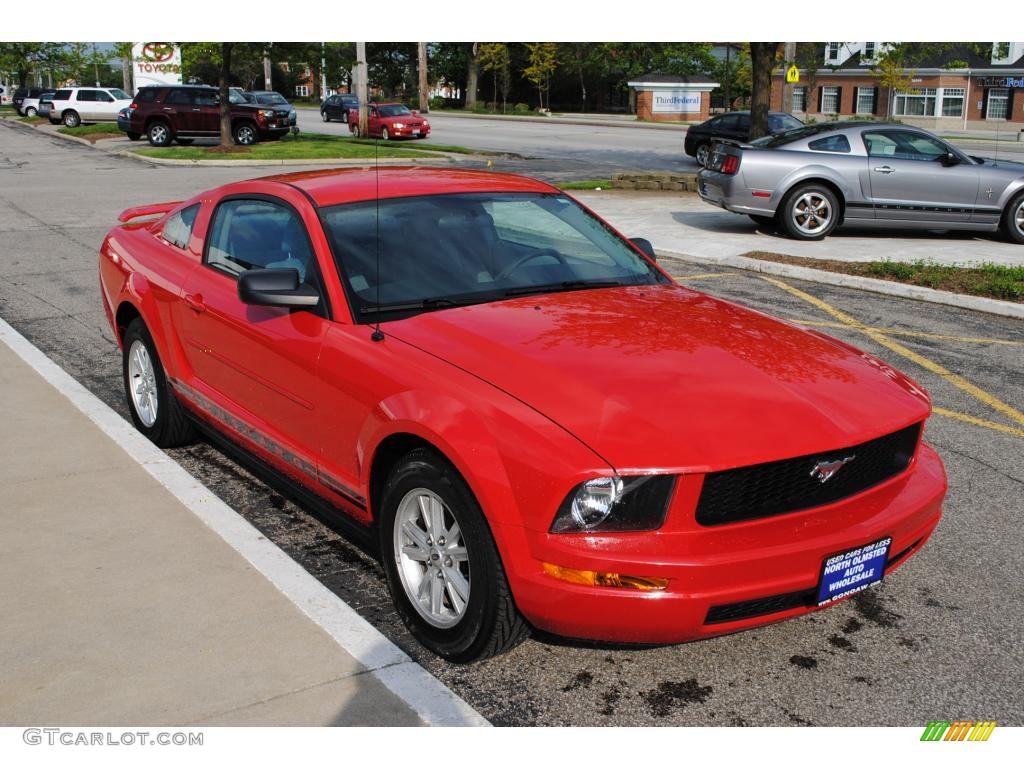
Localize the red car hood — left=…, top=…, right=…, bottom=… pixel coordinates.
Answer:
left=386, top=284, right=930, bottom=472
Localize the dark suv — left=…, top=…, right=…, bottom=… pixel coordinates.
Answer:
left=124, top=85, right=291, bottom=146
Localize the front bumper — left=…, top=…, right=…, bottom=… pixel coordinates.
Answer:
left=503, top=442, right=946, bottom=644
left=697, top=168, right=777, bottom=217
left=389, top=125, right=430, bottom=138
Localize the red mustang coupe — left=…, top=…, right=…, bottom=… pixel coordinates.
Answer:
left=99, top=168, right=947, bottom=662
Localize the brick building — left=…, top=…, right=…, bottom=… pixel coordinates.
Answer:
left=627, top=74, right=719, bottom=122
left=771, top=43, right=1024, bottom=132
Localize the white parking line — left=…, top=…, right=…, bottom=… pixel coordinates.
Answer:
left=0, top=317, right=489, bottom=727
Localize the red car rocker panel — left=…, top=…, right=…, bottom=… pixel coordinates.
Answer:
left=100, top=167, right=947, bottom=662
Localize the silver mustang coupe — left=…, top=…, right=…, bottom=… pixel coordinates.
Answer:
left=697, top=121, right=1024, bottom=243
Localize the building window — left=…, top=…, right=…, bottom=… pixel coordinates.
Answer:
left=940, top=88, right=965, bottom=117
left=987, top=88, right=1009, bottom=119
left=792, top=87, right=807, bottom=112
left=856, top=87, right=876, bottom=114
left=996, top=42, right=1011, bottom=59
left=294, top=85, right=309, bottom=98
left=893, top=88, right=937, bottom=117
left=864, top=42, right=876, bottom=60
left=828, top=43, right=840, bottom=61
left=821, top=86, right=839, bottom=113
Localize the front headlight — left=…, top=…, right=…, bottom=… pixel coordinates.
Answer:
left=392, top=122, right=406, bottom=128
left=260, top=109, right=275, bottom=118
left=550, top=475, right=676, bottom=533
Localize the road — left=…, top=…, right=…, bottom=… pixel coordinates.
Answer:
left=1, top=119, right=1023, bottom=726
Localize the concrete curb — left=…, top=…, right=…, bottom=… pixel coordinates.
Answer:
left=117, top=151, right=458, bottom=167
left=659, top=249, right=1024, bottom=320
left=424, top=110, right=687, bottom=132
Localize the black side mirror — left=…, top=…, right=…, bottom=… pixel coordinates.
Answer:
left=941, top=151, right=961, bottom=167
left=238, top=268, right=320, bottom=308
left=630, top=237, right=657, bottom=262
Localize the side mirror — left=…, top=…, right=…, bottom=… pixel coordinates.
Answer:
left=941, top=151, right=961, bottom=167
left=630, top=237, right=657, bottom=262
left=238, top=268, right=320, bottom=308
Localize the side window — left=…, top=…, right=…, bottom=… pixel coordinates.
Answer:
left=864, top=130, right=948, bottom=161
left=809, top=134, right=851, bottom=153
left=167, top=90, right=192, bottom=105
left=54, top=89, right=72, bottom=101
left=898, top=132, right=948, bottom=161
left=205, top=199, right=316, bottom=281
left=161, top=204, right=200, bottom=250
left=195, top=91, right=219, bottom=107
left=77, top=90, right=96, bottom=102
left=97, top=91, right=114, bottom=102
left=863, top=131, right=897, bottom=157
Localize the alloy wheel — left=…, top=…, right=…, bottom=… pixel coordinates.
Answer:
left=791, top=192, right=833, bottom=235
left=128, top=340, right=158, bottom=427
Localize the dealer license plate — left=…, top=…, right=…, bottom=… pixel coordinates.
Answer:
left=816, top=537, right=891, bottom=606
left=412, top=130, right=420, bottom=136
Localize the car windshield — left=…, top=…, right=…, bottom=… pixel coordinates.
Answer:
left=750, top=123, right=845, bottom=147
left=108, top=89, right=129, bottom=100
left=259, top=93, right=289, bottom=105
left=378, top=105, right=412, bottom=117
left=229, top=90, right=250, bottom=104
left=321, top=192, right=668, bottom=321
left=769, top=114, right=804, bottom=132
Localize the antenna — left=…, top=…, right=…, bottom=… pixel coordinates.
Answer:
left=371, top=126, right=384, bottom=342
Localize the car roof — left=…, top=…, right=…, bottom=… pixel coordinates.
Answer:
left=259, top=167, right=559, bottom=207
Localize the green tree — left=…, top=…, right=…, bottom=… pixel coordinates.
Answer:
left=478, top=42, right=510, bottom=110
left=523, top=42, right=558, bottom=110
left=748, top=42, right=781, bottom=138
left=0, top=42, right=64, bottom=88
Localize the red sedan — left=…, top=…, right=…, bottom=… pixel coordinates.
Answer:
left=348, top=102, right=430, bottom=140
left=99, top=168, right=946, bottom=662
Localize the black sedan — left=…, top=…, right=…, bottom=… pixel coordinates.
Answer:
left=685, top=111, right=803, bottom=166
left=320, top=93, right=359, bottom=123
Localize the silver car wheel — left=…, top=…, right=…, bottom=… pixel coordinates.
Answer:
left=393, top=488, right=470, bottom=629
left=1014, top=200, right=1024, bottom=237
left=695, top=143, right=710, bottom=167
left=127, top=340, right=159, bottom=428
left=236, top=125, right=256, bottom=145
left=792, top=192, right=833, bottom=235
left=149, top=124, right=168, bottom=145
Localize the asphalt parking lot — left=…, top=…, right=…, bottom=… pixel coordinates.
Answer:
left=1, top=119, right=1022, bottom=725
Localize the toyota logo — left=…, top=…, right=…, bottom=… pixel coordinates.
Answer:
left=141, top=43, right=175, bottom=63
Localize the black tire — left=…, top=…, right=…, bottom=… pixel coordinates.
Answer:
left=780, top=183, right=839, bottom=241
left=748, top=214, right=776, bottom=228
left=175, top=138, right=194, bottom=145
left=351, top=123, right=360, bottom=138
left=25, top=106, right=37, bottom=117
left=1001, top=191, right=1024, bottom=244
left=127, top=132, right=141, bottom=141
left=122, top=318, right=196, bottom=448
left=233, top=121, right=258, bottom=145
left=63, top=110, right=81, bottom=128
left=378, top=448, right=529, bottom=662
left=694, top=142, right=711, bottom=167
left=321, top=110, right=330, bottom=122
left=147, top=120, right=172, bottom=147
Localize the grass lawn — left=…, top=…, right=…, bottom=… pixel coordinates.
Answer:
left=558, top=179, right=613, bottom=190
left=17, top=115, right=48, bottom=125
left=58, top=123, right=124, bottom=142
left=131, top=131, right=446, bottom=161
left=348, top=137, right=482, bottom=155
left=743, top=252, right=1024, bottom=302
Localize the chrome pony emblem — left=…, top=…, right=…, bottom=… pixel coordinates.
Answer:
left=810, top=455, right=856, bottom=483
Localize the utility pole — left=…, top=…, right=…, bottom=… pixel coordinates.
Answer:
left=355, top=42, right=368, bottom=137
left=724, top=44, right=731, bottom=111
left=320, top=42, right=327, bottom=99
left=418, top=42, right=429, bottom=113
left=263, top=46, right=273, bottom=91
left=782, top=42, right=796, bottom=114
left=92, top=43, right=100, bottom=87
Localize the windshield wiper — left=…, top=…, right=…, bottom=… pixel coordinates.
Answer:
left=502, top=279, right=626, bottom=298
left=358, top=296, right=486, bottom=315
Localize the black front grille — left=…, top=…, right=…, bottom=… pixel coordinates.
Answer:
left=696, top=423, right=921, bottom=527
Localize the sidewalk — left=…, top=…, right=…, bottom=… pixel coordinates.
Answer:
left=0, top=327, right=475, bottom=726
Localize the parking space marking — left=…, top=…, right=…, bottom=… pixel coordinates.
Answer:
left=760, top=276, right=1024, bottom=431
left=787, top=318, right=1024, bottom=347
left=932, top=407, right=1024, bottom=439
left=677, top=272, right=735, bottom=281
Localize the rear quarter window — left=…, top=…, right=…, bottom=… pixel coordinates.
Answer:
left=54, top=89, right=72, bottom=101
left=161, top=204, right=200, bottom=250
left=808, top=134, right=851, bottom=153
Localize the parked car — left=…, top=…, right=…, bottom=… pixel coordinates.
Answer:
left=123, top=84, right=290, bottom=146
left=12, top=86, right=51, bottom=115
left=36, top=92, right=56, bottom=120
left=18, top=89, right=55, bottom=117
left=243, top=90, right=298, bottom=132
left=117, top=107, right=137, bottom=139
left=348, top=102, right=429, bottom=139
left=321, top=93, right=359, bottom=123
left=685, top=111, right=803, bottom=167
left=99, top=167, right=946, bottom=661
left=48, top=87, right=132, bottom=127
left=698, top=120, right=1024, bottom=243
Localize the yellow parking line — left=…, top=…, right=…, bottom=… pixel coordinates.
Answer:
left=761, top=276, right=1024, bottom=429
left=933, top=407, right=1024, bottom=438
left=677, top=272, right=735, bottom=281
left=789, top=318, right=1023, bottom=347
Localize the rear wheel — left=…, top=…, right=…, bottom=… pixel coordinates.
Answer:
left=25, top=106, right=37, bottom=117
left=122, top=318, right=196, bottom=448
left=1001, top=191, right=1024, bottom=244
left=147, top=120, right=172, bottom=147
left=694, top=142, right=711, bottom=167
left=781, top=183, right=839, bottom=241
left=379, top=448, right=529, bottom=662
left=321, top=110, right=330, bottom=122
left=351, top=123, right=361, bottom=138
left=63, top=110, right=81, bottom=128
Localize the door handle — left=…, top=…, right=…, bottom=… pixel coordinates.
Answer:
left=184, top=293, right=206, bottom=313
left=192, top=108, right=202, bottom=112
left=873, top=166, right=895, bottom=174
left=162, top=107, right=174, bottom=112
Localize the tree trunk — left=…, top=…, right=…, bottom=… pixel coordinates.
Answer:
left=465, top=42, right=479, bottom=108
left=418, top=42, right=429, bottom=113
left=749, top=42, right=780, bottom=139
left=355, top=42, right=368, bottom=137
left=578, top=65, right=587, bottom=112
left=220, top=43, right=233, bottom=148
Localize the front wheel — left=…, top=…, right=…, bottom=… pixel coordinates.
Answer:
left=1001, top=192, right=1024, bottom=244
left=694, top=142, right=711, bottom=167
left=780, top=183, right=839, bottom=241
left=379, top=448, right=529, bottom=662
left=25, top=106, right=37, bottom=117
left=351, top=123, right=360, bottom=138
left=63, top=110, right=81, bottom=128
left=233, top=122, right=258, bottom=145
left=122, top=318, right=196, bottom=448
left=381, top=126, right=390, bottom=141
